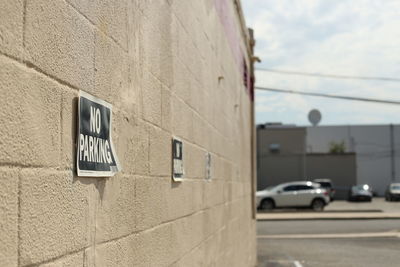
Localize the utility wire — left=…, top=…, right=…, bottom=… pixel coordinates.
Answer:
left=255, top=86, right=400, bottom=105
left=256, top=68, right=400, bottom=82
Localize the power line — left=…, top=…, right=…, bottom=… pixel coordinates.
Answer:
left=255, top=86, right=400, bottom=105
left=255, top=68, right=400, bottom=82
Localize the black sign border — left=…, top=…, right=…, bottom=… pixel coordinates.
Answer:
left=76, top=91, right=121, bottom=177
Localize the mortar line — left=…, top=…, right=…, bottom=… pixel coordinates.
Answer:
left=22, top=247, right=88, bottom=267
left=60, top=91, right=64, bottom=177
left=19, top=192, right=251, bottom=266
left=0, top=51, right=81, bottom=93
left=17, top=169, right=22, bottom=267
left=95, top=193, right=251, bottom=248
left=92, top=179, right=99, bottom=267
left=0, top=162, right=61, bottom=170
left=146, top=68, right=222, bottom=143
left=140, top=54, right=241, bottom=164
left=168, top=223, right=228, bottom=266
left=64, top=0, right=128, bottom=53
left=22, top=0, right=27, bottom=52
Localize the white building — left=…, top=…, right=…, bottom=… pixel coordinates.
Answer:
left=307, top=124, right=400, bottom=195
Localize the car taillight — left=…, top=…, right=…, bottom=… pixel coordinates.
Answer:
left=324, top=191, right=329, bottom=196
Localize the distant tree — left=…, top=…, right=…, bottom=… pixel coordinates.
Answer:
left=329, top=141, right=346, bottom=154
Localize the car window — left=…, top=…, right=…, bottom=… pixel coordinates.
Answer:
left=283, top=185, right=297, bottom=192
left=391, top=185, right=400, bottom=190
left=296, top=185, right=314, bottom=191
left=318, top=182, right=331, bottom=188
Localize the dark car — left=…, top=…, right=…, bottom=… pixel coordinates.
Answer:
left=348, top=184, right=373, bottom=202
left=313, top=179, right=335, bottom=201
left=385, top=183, right=400, bottom=201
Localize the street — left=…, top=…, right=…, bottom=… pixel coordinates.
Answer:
left=257, top=219, right=400, bottom=267
left=257, top=199, right=400, bottom=267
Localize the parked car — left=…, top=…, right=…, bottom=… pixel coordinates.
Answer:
left=385, top=183, right=400, bottom=201
left=348, top=184, right=373, bottom=202
left=256, top=181, right=330, bottom=211
left=313, top=178, right=336, bottom=201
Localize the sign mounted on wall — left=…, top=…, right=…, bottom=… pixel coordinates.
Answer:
left=205, top=152, right=212, bottom=181
left=76, top=91, right=121, bottom=177
left=172, top=137, right=184, bottom=181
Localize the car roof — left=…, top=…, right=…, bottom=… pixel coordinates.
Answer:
left=278, top=181, right=318, bottom=187
left=313, top=179, right=332, bottom=183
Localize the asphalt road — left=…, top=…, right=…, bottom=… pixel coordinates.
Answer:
left=257, top=220, right=400, bottom=267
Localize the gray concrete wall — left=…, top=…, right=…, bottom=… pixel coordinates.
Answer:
left=307, top=125, right=400, bottom=195
left=257, top=127, right=306, bottom=156
left=257, top=127, right=306, bottom=189
left=306, top=153, right=357, bottom=199
left=0, top=0, right=256, bottom=266
left=258, top=155, right=304, bottom=189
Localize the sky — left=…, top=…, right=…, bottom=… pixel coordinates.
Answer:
left=242, top=0, right=400, bottom=126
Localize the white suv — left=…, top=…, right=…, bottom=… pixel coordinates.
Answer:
left=256, top=181, right=330, bottom=211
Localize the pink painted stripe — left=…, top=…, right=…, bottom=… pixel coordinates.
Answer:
left=214, top=0, right=245, bottom=68
left=214, top=0, right=250, bottom=94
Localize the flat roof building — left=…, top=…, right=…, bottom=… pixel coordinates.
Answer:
left=257, top=123, right=400, bottom=196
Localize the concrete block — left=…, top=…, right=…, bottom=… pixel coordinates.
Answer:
left=96, top=222, right=176, bottom=267
left=203, top=234, right=219, bottom=267
left=203, top=180, right=225, bottom=209
left=140, top=0, right=174, bottom=88
left=0, top=167, right=19, bottom=267
left=94, top=29, right=129, bottom=107
left=184, top=143, right=206, bottom=179
left=140, top=0, right=172, bottom=42
left=24, top=0, right=95, bottom=91
left=163, top=180, right=194, bottom=222
left=66, top=0, right=128, bottom=50
left=149, top=126, right=171, bottom=176
left=203, top=204, right=225, bottom=238
left=19, top=169, right=96, bottom=266
left=0, top=56, right=61, bottom=167
left=171, top=96, right=193, bottom=141
left=161, top=87, right=172, bottom=132
left=96, top=174, right=136, bottom=243
left=168, top=0, right=195, bottom=37
left=127, top=0, right=141, bottom=58
left=114, top=117, right=149, bottom=176
left=141, top=71, right=162, bottom=126
left=135, top=176, right=167, bottom=232
left=171, top=244, right=205, bottom=267
left=60, top=88, right=79, bottom=170
left=190, top=79, right=206, bottom=115
left=171, top=58, right=191, bottom=106
left=0, top=0, right=23, bottom=58
left=39, top=251, right=84, bottom=267
left=190, top=180, right=204, bottom=212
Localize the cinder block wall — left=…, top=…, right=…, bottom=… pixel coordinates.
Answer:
left=0, top=0, right=256, bottom=266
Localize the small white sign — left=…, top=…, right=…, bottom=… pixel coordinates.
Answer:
left=172, top=137, right=184, bottom=181
left=205, top=152, right=212, bottom=181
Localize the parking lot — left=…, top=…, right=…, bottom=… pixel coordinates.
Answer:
left=257, top=198, right=400, bottom=267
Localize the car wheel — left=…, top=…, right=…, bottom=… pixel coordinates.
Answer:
left=311, top=199, right=325, bottom=212
left=260, top=199, right=274, bottom=211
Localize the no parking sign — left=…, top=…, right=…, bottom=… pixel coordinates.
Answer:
left=76, top=91, right=121, bottom=177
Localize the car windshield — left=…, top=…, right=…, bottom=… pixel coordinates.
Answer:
left=355, top=184, right=370, bottom=191
left=391, top=185, right=400, bottom=190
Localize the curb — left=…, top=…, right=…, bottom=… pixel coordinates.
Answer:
left=256, top=213, right=400, bottom=221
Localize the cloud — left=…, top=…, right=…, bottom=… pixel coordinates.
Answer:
left=242, top=0, right=400, bottom=125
